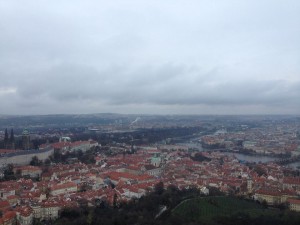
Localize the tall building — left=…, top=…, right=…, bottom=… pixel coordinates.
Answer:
left=247, top=178, right=253, bottom=193
left=22, top=129, right=31, bottom=150
left=9, top=129, right=15, bottom=149
left=3, top=128, right=15, bottom=149
left=3, top=128, right=9, bottom=149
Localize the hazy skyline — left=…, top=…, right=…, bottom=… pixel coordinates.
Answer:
left=0, top=0, right=299, bottom=115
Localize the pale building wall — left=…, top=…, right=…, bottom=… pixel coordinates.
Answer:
left=0, top=147, right=54, bottom=168
left=290, top=203, right=300, bottom=212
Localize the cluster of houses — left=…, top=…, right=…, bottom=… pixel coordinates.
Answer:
left=39, top=139, right=99, bottom=153
left=201, top=122, right=300, bottom=155
left=0, top=142, right=300, bottom=224
left=164, top=150, right=300, bottom=208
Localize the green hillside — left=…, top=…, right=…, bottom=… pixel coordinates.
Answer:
left=173, top=196, right=300, bottom=225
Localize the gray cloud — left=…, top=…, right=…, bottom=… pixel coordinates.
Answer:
left=0, top=0, right=299, bottom=115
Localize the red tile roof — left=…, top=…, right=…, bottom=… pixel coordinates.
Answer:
left=0, top=200, right=10, bottom=210
left=288, top=198, right=300, bottom=205
left=0, top=211, right=16, bottom=224
left=283, top=177, right=300, bottom=185
left=51, top=182, right=77, bottom=191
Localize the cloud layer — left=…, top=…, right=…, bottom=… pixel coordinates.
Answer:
left=0, top=0, right=299, bottom=115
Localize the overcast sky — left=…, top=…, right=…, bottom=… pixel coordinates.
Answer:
left=0, top=0, right=299, bottom=115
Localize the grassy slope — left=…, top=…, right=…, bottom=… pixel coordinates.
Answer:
left=173, top=196, right=277, bottom=223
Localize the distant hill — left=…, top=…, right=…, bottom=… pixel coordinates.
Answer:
left=0, top=113, right=216, bottom=128
left=0, top=113, right=132, bottom=128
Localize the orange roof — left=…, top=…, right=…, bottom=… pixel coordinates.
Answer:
left=0, top=211, right=16, bottom=223
left=288, top=198, right=300, bottom=205
left=104, top=171, right=153, bottom=182
left=51, top=182, right=77, bottom=191
left=51, top=142, right=71, bottom=149
left=256, top=188, right=296, bottom=197
left=70, top=141, right=90, bottom=147
left=6, top=195, right=18, bottom=200
left=0, top=149, right=19, bottom=154
left=17, top=165, right=42, bottom=171
left=0, top=200, right=10, bottom=209
left=42, top=201, right=60, bottom=208
left=283, top=177, right=300, bottom=185
left=256, top=189, right=281, bottom=196
left=16, top=206, right=32, bottom=217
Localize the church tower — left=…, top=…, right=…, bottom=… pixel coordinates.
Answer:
left=4, top=128, right=9, bottom=149
left=22, top=129, right=31, bottom=150
left=9, top=129, right=15, bottom=149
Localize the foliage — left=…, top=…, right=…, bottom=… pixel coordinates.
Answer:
left=51, top=148, right=95, bottom=164
left=154, top=181, right=164, bottom=195
left=48, top=147, right=299, bottom=225
left=113, top=193, right=118, bottom=208
left=30, top=156, right=42, bottom=166
left=253, top=165, right=267, bottom=176
left=52, top=187, right=300, bottom=225
left=3, top=164, right=16, bottom=180
left=54, top=185, right=201, bottom=225
left=44, top=158, right=51, bottom=166
left=190, top=153, right=211, bottom=162
left=172, top=196, right=300, bottom=225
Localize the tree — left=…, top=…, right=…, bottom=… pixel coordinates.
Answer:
left=262, top=200, right=268, bottom=208
left=10, top=129, right=15, bottom=147
left=79, top=183, right=89, bottom=192
left=60, top=207, right=81, bottom=219
left=44, top=158, right=51, bottom=166
left=76, top=149, right=83, bottom=158
left=4, top=164, right=16, bottom=180
left=4, top=128, right=8, bottom=148
left=208, top=186, right=224, bottom=196
left=277, top=203, right=287, bottom=211
left=113, top=193, right=118, bottom=208
left=45, top=187, right=51, bottom=198
left=254, top=165, right=267, bottom=177
left=30, top=156, right=41, bottom=166
left=15, top=169, right=22, bottom=177
left=32, top=218, right=43, bottom=225
left=154, top=181, right=164, bottom=195
left=53, top=149, right=62, bottom=162
left=86, top=210, right=94, bottom=225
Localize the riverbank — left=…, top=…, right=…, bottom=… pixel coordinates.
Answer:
left=181, top=141, right=300, bottom=170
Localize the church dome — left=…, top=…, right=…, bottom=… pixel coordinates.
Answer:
left=22, top=129, right=29, bottom=135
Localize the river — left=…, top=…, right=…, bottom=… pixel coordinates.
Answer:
left=224, top=152, right=300, bottom=170
left=223, top=152, right=277, bottom=163
left=178, top=141, right=300, bottom=170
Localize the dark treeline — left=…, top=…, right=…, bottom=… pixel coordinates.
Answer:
left=1, top=126, right=207, bottom=150
left=53, top=184, right=300, bottom=225
left=54, top=183, right=204, bottom=225
left=72, top=126, right=208, bottom=146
